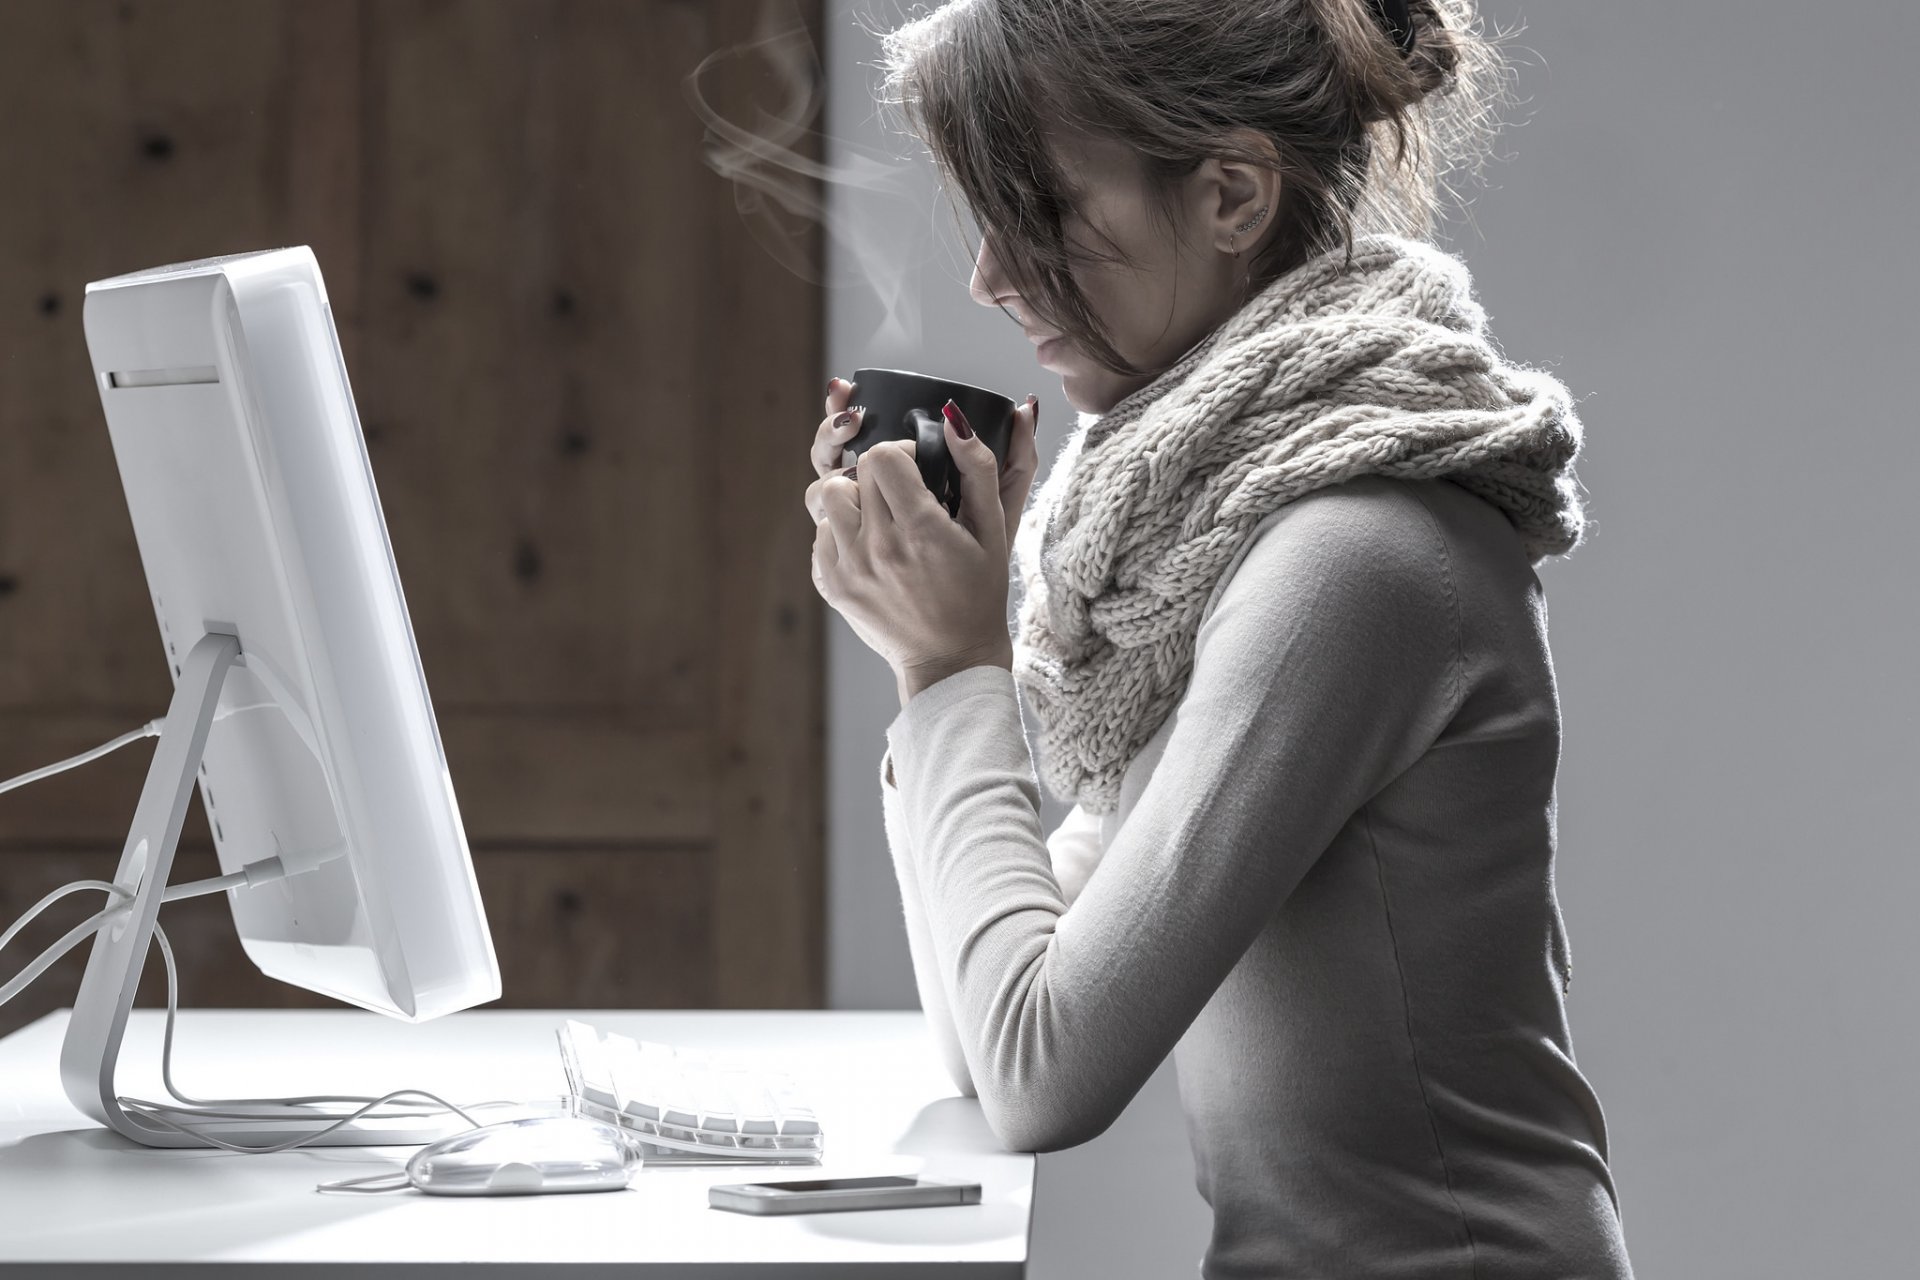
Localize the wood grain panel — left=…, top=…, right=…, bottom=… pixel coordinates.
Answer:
left=0, top=1, right=367, bottom=711
left=441, top=714, right=714, bottom=846
left=701, top=1, right=826, bottom=1007
left=0, top=847, right=712, bottom=1037
left=352, top=0, right=713, bottom=721
left=474, top=848, right=713, bottom=1010
left=0, top=711, right=714, bottom=848
left=0, top=848, right=333, bottom=1040
left=0, top=0, right=825, bottom=1019
left=0, top=711, right=210, bottom=851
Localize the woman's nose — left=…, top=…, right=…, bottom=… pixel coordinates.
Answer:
left=969, top=235, right=1009, bottom=309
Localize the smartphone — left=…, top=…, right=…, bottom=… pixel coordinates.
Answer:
left=708, top=1174, right=983, bottom=1215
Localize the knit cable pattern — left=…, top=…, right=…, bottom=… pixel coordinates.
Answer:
left=1009, top=232, right=1587, bottom=813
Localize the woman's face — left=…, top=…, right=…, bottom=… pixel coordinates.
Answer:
left=969, top=129, right=1277, bottom=415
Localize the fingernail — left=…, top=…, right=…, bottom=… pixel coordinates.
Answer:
left=827, top=377, right=841, bottom=395
left=942, top=399, right=973, bottom=439
left=834, top=411, right=854, bottom=430
left=844, top=464, right=858, bottom=482
left=1028, top=394, right=1039, bottom=430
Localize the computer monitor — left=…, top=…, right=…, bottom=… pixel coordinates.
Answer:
left=59, top=247, right=501, bottom=1148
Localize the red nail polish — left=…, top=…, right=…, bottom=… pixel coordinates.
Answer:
left=943, top=399, right=973, bottom=439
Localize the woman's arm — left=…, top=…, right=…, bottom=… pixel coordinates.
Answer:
left=885, top=488, right=1464, bottom=1152
left=879, top=746, right=978, bottom=1097
left=880, top=749, right=1110, bottom=1098
left=1040, top=801, right=1104, bottom=908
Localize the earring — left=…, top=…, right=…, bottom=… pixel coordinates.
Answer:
left=1227, top=205, right=1269, bottom=259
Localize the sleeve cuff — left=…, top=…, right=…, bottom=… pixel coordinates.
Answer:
left=885, top=663, right=1023, bottom=794
left=885, top=662, right=1018, bottom=742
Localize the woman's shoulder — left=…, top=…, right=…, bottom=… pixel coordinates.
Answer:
left=1194, top=475, right=1554, bottom=723
left=1186, top=477, right=1461, bottom=688
left=1199, top=477, right=1440, bottom=626
left=1243, top=473, right=1528, bottom=560
left=1192, top=474, right=1552, bottom=698
left=1203, top=474, right=1539, bottom=622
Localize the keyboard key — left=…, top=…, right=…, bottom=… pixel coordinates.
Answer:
left=765, top=1072, right=819, bottom=1136
left=555, top=1020, right=822, bottom=1162
left=638, top=1040, right=701, bottom=1129
left=601, top=1032, right=660, bottom=1122
left=690, top=1064, right=740, bottom=1133
left=722, top=1069, right=779, bottom=1135
left=560, top=1020, right=619, bottom=1113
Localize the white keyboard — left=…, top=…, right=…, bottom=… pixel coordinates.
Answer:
left=555, top=1019, right=823, bottom=1165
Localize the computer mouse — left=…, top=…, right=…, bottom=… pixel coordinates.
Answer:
left=405, top=1116, right=639, bottom=1196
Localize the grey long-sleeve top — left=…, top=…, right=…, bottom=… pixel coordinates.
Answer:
left=879, top=474, right=1634, bottom=1279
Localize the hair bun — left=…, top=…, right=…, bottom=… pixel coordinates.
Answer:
left=1366, top=0, right=1418, bottom=56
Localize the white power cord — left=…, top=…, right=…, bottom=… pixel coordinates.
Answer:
left=1, top=875, right=510, bottom=1157
left=0, top=720, right=165, bottom=798
left=0, top=722, right=519, bottom=1161
left=0, top=854, right=349, bottom=1009
left=0, top=696, right=279, bottom=799
left=0, top=882, right=126, bottom=1007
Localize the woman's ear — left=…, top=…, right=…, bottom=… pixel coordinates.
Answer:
left=1207, top=130, right=1284, bottom=253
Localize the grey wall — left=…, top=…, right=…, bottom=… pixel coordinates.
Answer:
left=823, top=3, right=1919, bottom=1277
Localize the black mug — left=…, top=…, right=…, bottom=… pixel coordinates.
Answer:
left=842, top=368, right=1016, bottom=519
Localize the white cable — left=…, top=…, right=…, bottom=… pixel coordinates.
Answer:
left=145, top=920, right=450, bottom=1111
left=0, top=861, right=403, bottom=1107
left=314, top=1171, right=414, bottom=1194
left=0, top=721, right=508, bottom=1157
left=0, top=722, right=162, bottom=797
left=0, top=734, right=158, bottom=1004
left=0, top=702, right=285, bottom=801
left=90, top=914, right=495, bottom=1150
left=0, top=879, right=125, bottom=955
left=0, top=853, right=353, bottom=1010
left=117, top=920, right=515, bottom=1154
left=159, top=844, right=347, bottom=905
left=116, top=1086, right=488, bottom=1155
left=0, top=889, right=492, bottom=1140
left=0, top=904, right=121, bottom=1007
left=0, top=725, right=519, bottom=1161
left=159, top=870, right=250, bottom=901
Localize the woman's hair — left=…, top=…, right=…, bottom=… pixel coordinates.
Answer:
left=871, top=0, right=1520, bottom=378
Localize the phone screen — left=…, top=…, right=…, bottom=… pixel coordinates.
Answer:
left=753, top=1176, right=923, bottom=1193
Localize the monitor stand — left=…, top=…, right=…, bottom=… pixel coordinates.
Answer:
left=57, top=631, right=465, bottom=1150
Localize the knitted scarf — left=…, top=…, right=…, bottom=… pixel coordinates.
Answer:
left=1009, top=232, right=1587, bottom=814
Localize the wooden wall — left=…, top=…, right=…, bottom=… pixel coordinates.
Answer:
left=0, top=0, right=826, bottom=1037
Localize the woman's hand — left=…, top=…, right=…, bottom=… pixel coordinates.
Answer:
left=806, top=379, right=1039, bottom=553
left=808, top=377, right=865, bottom=480
left=805, top=381, right=890, bottom=658
left=805, top=385, right=1040, bottom=700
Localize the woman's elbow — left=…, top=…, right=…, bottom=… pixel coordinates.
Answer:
left=978, top=1086, right=1121, bottom=1153
left=933, top=1042, right=978, bottom=1099
left=945, top=1065, right=979, bottom=1100
left=968, top=1010, right=1129, bottom=1150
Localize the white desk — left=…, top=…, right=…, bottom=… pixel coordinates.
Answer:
left=0, top=1008, right=1031, bottom=1276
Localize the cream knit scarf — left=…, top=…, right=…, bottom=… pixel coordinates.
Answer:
left=1009, top=232, right=1587, bottom=813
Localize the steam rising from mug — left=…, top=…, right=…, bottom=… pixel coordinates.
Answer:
left=676, top=17, right=1016, bottom=516
left=842, top=369, right=1016, bottom=519
left=681, top=6, right=936, bottom=356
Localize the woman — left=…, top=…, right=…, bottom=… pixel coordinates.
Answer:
left=805, top=1, right=1633, bottom=1276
